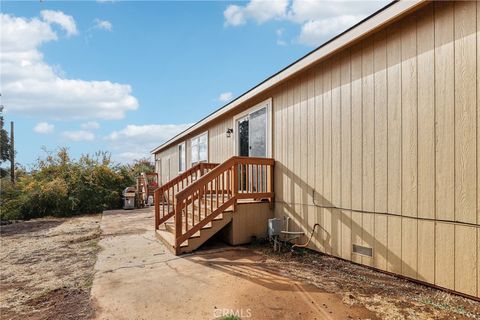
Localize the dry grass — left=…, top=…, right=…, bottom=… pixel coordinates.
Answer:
left=0, top=214, right=101, bottom=319
left=253, top=244, right=480, bottom=320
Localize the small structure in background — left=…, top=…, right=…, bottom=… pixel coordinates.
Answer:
left=136, top=172, right=158, bottom=208
left=122, top=187, right=136, bottom=210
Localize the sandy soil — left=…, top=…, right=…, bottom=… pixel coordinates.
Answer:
left=253, top=243, right=480, bottom=320
left=0, top=214, right=101, bottom=320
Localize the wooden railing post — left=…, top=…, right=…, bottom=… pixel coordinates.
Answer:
left=153, top=162, right=219, bottom=230
left=154, top=189, right=160, bottom=229
left=269, top=161, right=274, bottom=208
left=232, top=161, right=238, bottom=211
left=174, top=200, right=183, bottom=254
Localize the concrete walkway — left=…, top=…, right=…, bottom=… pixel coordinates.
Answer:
left=91, top=209, right=375, bottom=320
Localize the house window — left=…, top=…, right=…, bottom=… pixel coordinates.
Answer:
left=191, top=132, right=208, bottom=164
left=178, top=142, right=186, bottom=172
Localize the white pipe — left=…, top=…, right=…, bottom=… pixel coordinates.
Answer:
left=280, top=230, right=305, bottom=235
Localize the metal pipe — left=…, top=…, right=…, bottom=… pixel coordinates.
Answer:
left=280, top=230, right=305, bottom=235
left=292, top=223, right=320, bottom=250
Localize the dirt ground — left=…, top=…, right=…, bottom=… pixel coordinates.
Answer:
left=253, top=244, right=480, bottom=320
left=0, top=214, right=101, bottom=319
left=1, top=209, right=479, bottom=320
left=91, top=208, right=376, bottom=320
left=92, top=208, right=480, bottom=320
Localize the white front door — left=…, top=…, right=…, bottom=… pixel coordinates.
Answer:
left=235, top=105, right=269, bottom=158
left=234, top=100, right=271, bottom=192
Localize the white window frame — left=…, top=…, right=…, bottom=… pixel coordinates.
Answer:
left=155, top=156, right=162, bottom=181
left=190, top=131, right=209, bottom=165
left=232, top=98, right=272, bottom=158
left=178, top=142, right=186, bottom=173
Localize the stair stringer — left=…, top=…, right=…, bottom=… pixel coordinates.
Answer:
left=177, top=211, right=233, bottom=254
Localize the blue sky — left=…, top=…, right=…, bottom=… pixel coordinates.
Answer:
left=0, top=0, right=388, bottom=167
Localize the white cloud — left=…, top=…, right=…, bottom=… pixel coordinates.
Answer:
left=276, top=28, right=287, bottom=46
left=62, top=130, right=95, bottom=141
left=298, top=15, right=363, bottom=46
left=81, top=121, right=100, bottom=130
left=105, top=123, right=192, bottom=162
left=33, top=122, right=55, bottom=134
left=218, top=92, right=233, bottom=103
left=224, top=0, right=288, bottom=26
left=224, top=0, right=389, bottom=46
left=94, top=19, right=112, bottom=31
left=40, top=10, right=78, bottom=36
left=0, top=12, right=138, bottom=120
left=224, top=5, right=246, bottom=26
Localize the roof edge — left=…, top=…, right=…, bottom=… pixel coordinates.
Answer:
left=151, top=0, right=426, bottom=155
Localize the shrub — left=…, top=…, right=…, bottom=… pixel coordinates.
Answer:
left=0, top=148, right=138, bottom=221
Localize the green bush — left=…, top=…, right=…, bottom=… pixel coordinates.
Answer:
left=0, top=148, right=147, bottom=221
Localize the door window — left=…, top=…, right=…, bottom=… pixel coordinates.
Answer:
left=235, top=106, right=267, bottom=158
left=237, top=116, right=249, bottom=157
left=249, top=107, right=267, bottom=157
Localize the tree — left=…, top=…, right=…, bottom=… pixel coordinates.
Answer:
left=0, top=109, right=11, bottom=178
left=128, top=157, right=155, bottom=179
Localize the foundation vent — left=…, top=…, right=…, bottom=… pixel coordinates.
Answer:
left=352, top=244, right=373, bottom=257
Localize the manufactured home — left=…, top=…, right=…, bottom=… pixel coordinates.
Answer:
left=151, top=0, right=479, bottom=299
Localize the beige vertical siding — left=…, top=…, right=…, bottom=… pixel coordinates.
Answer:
left=207, top=117, right=233, bottom=164
left=340, top=50, right=352, bottom=262
left=154, top=1, right=478, bottom=298
left=271, top=1, right=478, bottom=298
left=157, top=145, right=178, bottom=184
left=373, top=30, right=388, bottom=271
left=477, top=0, right=480, bottom=299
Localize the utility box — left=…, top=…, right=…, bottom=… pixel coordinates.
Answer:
left=123, top=187, right=136, bottom=210
left=147, top=195, right=154, bottom=206
left=268, top=218, right=282, bottom=237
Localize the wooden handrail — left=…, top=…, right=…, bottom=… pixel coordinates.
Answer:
left=176, top=156, right=274, bottom=201
left=173, top=156, right=275, bottom=253
left=154, top=162, right=218, bottom=229
left=154, top=162, right=217, bottom=195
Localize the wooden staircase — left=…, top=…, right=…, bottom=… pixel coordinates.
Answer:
left=154, top=156, right=275, bottom=255
left=136, top=172, right=159, bottom=207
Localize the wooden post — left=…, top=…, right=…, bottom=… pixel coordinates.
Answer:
left=174, top=199, right=183, bottom=253
left=10, top=121, right=14, bottom=184
left=269, top=162, right=274, bottom=209
left=154, top=190, right=159, bottom=229
left=232, top=163, right=238, bottom=211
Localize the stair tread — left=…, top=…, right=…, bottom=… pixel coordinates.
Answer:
left=159, top=204, right=232, bottom=217
left=155, top=227, right=188, bottom=248
left=164, top=217, right=220, bottom=234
